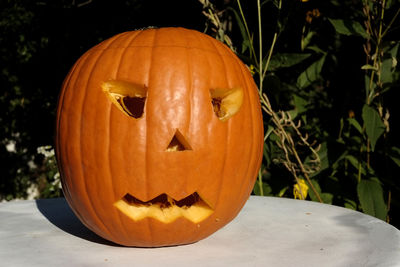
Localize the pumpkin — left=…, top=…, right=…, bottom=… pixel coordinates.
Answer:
left=55, top=27, right=263, bottom=247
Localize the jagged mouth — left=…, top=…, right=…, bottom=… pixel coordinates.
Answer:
left=114, top=192, right=214, bottom=223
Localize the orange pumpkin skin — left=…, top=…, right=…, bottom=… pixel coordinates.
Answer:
left=56, top=27, right=263, bottom=247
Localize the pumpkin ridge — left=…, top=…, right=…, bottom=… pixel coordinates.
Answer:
left=90, top=44, right=232, bottom=56
left=64, top=54, right=96, bottom=221
left=69, top=50, right=111, bottom=238
left=183, top=30, right=193, bottom=185
left=56, top=52, right=90, bottom=220
left=78, top=34, right=129, bottom=240
left=144, top=28, right=158, bottom=245
left=236, top=59, right=263, bottom=213
left=56, top=54, right=82, bottom=190
left=188, top=32, right=216, bottom=243
left=92, top=32, right=136, bottom=239
left=186, top=31, right=193, bottom=145
left=67, top=52, right=99, bottom=222
left=194, top=30, right=222, bottom=207
left=91, top=29, right=237, bottom=60
left=108, top=31, right=144, bottom=240
left=233, top=62, right=256, bottom=216
left=204, top=36, right=230, bottom=215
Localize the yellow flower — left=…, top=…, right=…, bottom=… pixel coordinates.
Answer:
left=249, top=64, right=256, bottom=76
left=293, top=179, right=309, bottom=200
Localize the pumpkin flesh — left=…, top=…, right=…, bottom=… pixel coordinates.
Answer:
left=114, top=192, right=213, bottom=223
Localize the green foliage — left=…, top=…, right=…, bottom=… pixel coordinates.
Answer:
left=269, top=53, right=311, bottom=71
left=357, top=178, right=387, bottom=220
left=201, top=0, right=400, bottom=227
left=362, top=104, right=385, bottom=151
left=296, top=55, right=326, bottom=89
left=328, top=18, right=368, bottom=38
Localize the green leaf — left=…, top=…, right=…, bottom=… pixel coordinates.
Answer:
left=389, top=147, right=400, bottom=167
left=271, top=0, right=280, bottom=8
left=308, top=180, right=321, bottom=202
left=331, top=150, right=347, bottom=170
left=261, top=0, right=272, bottom=7
left=287, top=109, right=298, bottom=120
left=253, top=181, right=272, bottom=196
left=388, top=42, right=399, bottom=65
left=380, top=57, right=393, bottom=84
left=317, top=142, right=329, bottom=173
left=278, top=186, right=288, bottom=197
left=307, top=180, right=332, bottom=204
left=297, top=55, right=326, bottom=89
left=306, top=45, right=325, bottom=54
left=364, top=74, right=372, bottom=96
left=227, top=7, right=251, bottom=54
left=347, top=118, right=363, bottom=134
left=330, top=0, right=340, bottom=6
left=385, top=0, right=396, bottom=9
left=321, top=193, right=333, bottom=204
left=344, top=198, right=357, bottom=210
left=345, top=155, right=366, bottom=175
left=362, top=105, right=385, bottom=151
left=301, top=31, right=315, bottom=51
left=293, top=95, right=308, bottom=114
left=328, top=18, right=368, bottom=38
left=361, top=64, right=378, bottom=71
left=357, top=178, right=387, bottom=220
left=264, top=125, right=275, bottom=141
left=268, top=53, right=311, bottom=71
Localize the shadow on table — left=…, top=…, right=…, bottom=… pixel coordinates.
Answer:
left=36, top=198, right=119, bottom=247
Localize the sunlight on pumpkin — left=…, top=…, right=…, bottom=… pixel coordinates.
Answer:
left=210, top=87, right=243, bottom=122
left=114, top=192, right=213, bottom=223
left=102, top=80, right=147, bottom=118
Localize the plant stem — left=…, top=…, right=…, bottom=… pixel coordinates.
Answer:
left=367, top=0, right=385, bottom=104
left=257, top=169, right=264, bottom=196
left=262, top=0, right=281, bottom=79
left=233, top=0, right=322, bottom=202
left=382, top=7, right=400, bottom=38
left=257, top=0, right=263, bottom=94
left=263, top=33, right=278, bottom=79
left=236, top=0, right=258, bottom=63
left=261, top=104, right=323, bottom=203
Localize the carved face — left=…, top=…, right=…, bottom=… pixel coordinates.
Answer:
left=56, top=28, right=263, bottom=247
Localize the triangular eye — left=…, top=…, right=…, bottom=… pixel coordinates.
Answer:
left=210, top=87, right=243, bottom=122
left=102, top=80, right=147, bottom=119
left=166, top=129, right=192, bottom=152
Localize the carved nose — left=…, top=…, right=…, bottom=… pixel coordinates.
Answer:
left=166, top=129, right=192, bottom=152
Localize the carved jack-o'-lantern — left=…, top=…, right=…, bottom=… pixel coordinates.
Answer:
left=55, top=27, right=263, bottom=247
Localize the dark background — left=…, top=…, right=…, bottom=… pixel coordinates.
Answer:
left=0, top=0, right=206, bottom=199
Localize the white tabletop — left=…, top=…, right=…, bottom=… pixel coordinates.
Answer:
left=1, top=196, right=399, bottom=267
